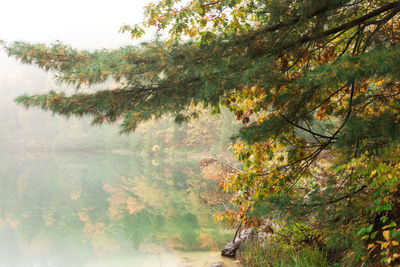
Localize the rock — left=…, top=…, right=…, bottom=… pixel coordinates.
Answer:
left=221, top=241, right=241, bottom=257
left=209, top=262, right=225, bottom=267
left=220, top=219, right=280, bottom=258
left=235, top=228, right=254, bottom=243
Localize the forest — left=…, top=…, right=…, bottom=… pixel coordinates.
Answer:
left=2, top=0, right=400, bottom=266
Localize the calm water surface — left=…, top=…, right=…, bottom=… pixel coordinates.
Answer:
left=0, top=152, right=238, bottom=267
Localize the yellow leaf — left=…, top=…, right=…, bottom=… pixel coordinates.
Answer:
left=375, top=79, right=385, bottom=86
left=381, top=241, right=390, bottom=249
left=392, top=240, right=399, bottom=246
left=213, top=214, right=224, bottom=222
left=370, top=169, right=377, bottom=177
left=383, top=230, right=390, bottom=240
left=382, top=222, right=397, bottom=229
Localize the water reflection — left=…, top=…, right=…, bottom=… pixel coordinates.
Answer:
left=0, top=152, right=237, bottom=267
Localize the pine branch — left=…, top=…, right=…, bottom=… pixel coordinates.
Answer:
left=305, top=185, right=367, bottom=207
left=280, top=114, right=335, bottom=140
left=296, top=1, right=400, bottom=46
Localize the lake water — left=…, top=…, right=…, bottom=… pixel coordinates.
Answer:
left=0, top=152, right=239, bottom=267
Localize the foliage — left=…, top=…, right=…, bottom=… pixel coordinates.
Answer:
left=3, top=0, right=400, bottom=264
left=238, top=240, right=330, bottom=267
left=130, top=107, right=239, bottom=155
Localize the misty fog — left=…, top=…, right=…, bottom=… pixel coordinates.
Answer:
left=0, top=1, right=240, bottom=266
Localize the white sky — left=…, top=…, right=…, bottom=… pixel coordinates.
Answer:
left=0, top=0, right=154, bottom=49
left=0, top=0, right=156, bottom=96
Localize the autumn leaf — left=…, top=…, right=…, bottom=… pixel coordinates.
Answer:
left=383, top=230, right=390, bottom=240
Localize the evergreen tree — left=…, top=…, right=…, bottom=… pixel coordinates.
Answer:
left=3, top=0, right=400, bottom=264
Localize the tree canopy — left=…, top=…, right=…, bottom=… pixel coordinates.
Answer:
left=3, top=0, right=400, bottom=264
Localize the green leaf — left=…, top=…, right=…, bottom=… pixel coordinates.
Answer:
left=375, top=203, right=392, bottom=213
left=370, top=231, right=378, bottom=239
left=374, top=197, right=382, bottom=205
left=357, top=228, right=367, bottom=236
left=381, top=216, right=388, bottom=223
left=390, top=230, right=397, bottom=239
